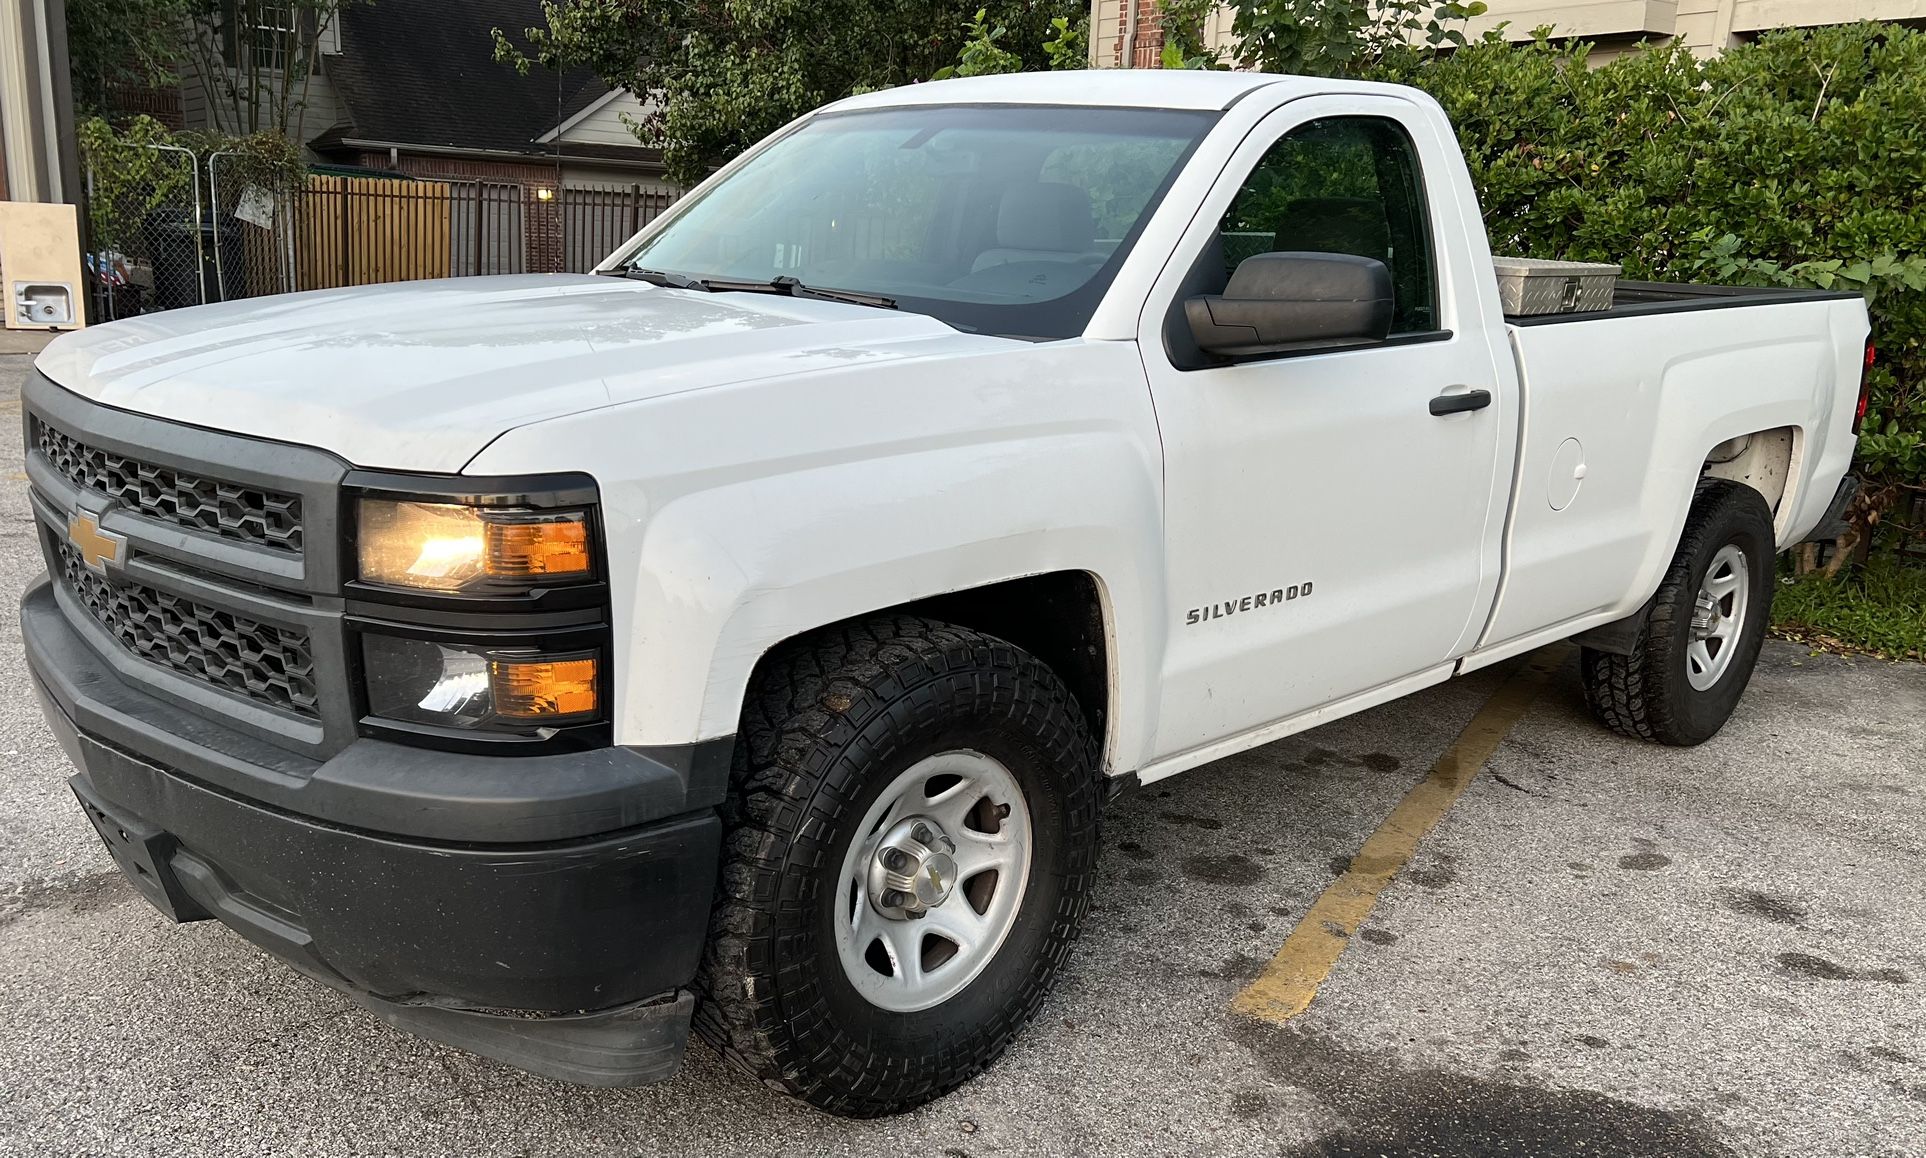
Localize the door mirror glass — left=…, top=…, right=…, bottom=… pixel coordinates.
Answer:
left=1184, top=251, right=1394, bottom=358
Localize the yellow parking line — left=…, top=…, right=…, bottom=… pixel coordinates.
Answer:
left=1231, top=648, right=1566, bottom=1024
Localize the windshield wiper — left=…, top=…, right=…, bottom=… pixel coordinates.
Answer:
left=699, top=275, right=897, bottom=311
left=610, top=268, right=897, bottom=310
left=611, top=267, right=707, bottom=290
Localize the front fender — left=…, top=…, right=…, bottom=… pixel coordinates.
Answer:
left=464, top=339, right=1168, bottom=769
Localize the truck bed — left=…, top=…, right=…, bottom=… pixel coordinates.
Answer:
left=1482, top=284, right=1865, bottom=655
left=1507, top=280, right=1858, bottom=326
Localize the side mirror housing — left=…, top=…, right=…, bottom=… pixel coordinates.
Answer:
left=1185, top=252, right=1395, bottom=358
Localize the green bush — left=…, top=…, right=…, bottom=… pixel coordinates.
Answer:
left=1369, top=23, right=1926, bottom=540
left=78, top=116, right=305, bottom=252
left=1773, top=554, right=1926, bottom=661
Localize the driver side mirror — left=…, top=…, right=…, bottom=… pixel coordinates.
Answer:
left=1185, top=252, right=1394, bottom=358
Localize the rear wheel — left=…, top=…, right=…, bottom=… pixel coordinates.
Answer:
left=695, top=616, right=1100, bottom=1117
left=1580, top=480, right=1776, bottom=746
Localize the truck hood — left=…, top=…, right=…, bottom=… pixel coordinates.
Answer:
left=35, top=274, right=997, bottom=472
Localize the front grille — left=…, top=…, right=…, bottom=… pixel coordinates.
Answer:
left=53, top=537, right=320, bottom=718
left=32, top=416, right=303, bottom=554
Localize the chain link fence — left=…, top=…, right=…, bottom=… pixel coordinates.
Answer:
left=84, top=143, right=204, bottom=321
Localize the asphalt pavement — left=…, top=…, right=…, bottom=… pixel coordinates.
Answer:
left=1, top=350, right=1922, bottom=1157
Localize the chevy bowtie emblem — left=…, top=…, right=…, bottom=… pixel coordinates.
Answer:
left=67, top=512, right=126, bottom=572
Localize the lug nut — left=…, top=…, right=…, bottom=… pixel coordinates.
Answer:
left=881, top=889, right=906, bottom=908
left=884, top=849, right=910, bottom=872
left=913, top=824, right=932, bottom=843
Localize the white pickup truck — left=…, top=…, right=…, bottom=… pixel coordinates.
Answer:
left=23, top=71, right=1866, bottom=1115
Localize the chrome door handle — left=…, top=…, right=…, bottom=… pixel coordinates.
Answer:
left=1429, top=389, right=1493, bottom=416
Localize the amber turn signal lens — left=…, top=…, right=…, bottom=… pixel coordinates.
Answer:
left=489, top=656, right=599, bottom=720
left=487, top=517, right=591, bottom=578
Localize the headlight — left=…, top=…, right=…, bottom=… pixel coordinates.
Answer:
left=357, top=499, right=593, bottom=592
left=362, top=634, right=600, bottom=729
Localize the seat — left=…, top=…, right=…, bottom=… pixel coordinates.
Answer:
left=1270, top=196, right=1393, bottom=265
left=970, top=182, right=1098, bottom=272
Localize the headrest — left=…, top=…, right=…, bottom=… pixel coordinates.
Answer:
left=996, top=182, right=1097, bottom=253
left=1272, top=197, right=1391, bottom=261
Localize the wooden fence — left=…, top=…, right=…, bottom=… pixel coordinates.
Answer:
left=295, top=176, right=678, bottom=292
left=297, top=175, right=454, bottom=290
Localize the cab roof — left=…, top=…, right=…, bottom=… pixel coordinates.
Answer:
left=825, top=70, right=1322, bottom=114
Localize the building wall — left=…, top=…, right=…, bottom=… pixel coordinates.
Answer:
left=559, top=162, right=677, bottom=192
left=1, top=0, right=69, bottom=203
left=180, top=60, right=345, bottom=149
left=354, top=152, right=673, bottom=196
left=365, top=152, right=560, bottom=185
left=1467, top=0, right=1926, bottom=56
left=554, top=92, right=657, bottom=150
left=177, top=12, right=345, bottom=152
left=1090, top=0, right=1926, bottom=65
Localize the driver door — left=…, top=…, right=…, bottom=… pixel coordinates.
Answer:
left=1141, top=94, right=1514, bottom=766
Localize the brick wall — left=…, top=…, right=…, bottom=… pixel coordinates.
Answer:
left=105, top=85, right=185, bottom=130
left=1098, top=0, right=1168, bottom=67
left=524, top=187, right=562, bottom=274
left=356, top=151, right=569, bottom=273
left=360, top=151, right=561, bottom=186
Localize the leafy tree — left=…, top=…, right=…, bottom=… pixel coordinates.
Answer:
left=1042, top=13, right=1089, bottom=70
left=1228, top=0, right=1488, bottom=76
left=1158, top=0, right=1224, bottom=69
left=176, top=0, right=363, bottom=139
left=494, top=0, right=1083, bottom=185
left=935, top=9, right=1024, bottom=79
left=77, top=114, right=303, bottom=248
left=64, top=0, right=193, bottom=118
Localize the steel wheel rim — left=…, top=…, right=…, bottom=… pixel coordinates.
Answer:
left=1687, top=543, right=1750, bottom=691
left=833, top=750, right=1033, bottom=1013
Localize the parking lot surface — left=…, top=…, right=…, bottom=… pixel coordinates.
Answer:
left=2, top=353, right=1923, bottom=1157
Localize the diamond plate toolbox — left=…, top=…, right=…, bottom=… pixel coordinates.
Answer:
left=1493, top=257, right=1620, bottom=317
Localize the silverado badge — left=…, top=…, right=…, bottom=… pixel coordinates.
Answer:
left=67, top=511, right=126, bottom=572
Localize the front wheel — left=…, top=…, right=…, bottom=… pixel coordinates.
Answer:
left=694, top=617, right=1100, bottom=1117
left=1581, top=479, right=1776, bottom=746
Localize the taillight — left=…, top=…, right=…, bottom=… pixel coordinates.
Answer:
left=1855, top=340, right=1875, bottom=433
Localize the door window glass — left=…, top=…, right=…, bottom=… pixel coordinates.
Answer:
left=1219, top=117, right=1438, bottom=334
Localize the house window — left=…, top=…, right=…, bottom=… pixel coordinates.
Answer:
left=251, top=3, right=294, bottom=71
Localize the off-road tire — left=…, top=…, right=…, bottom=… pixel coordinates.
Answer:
left=1580, top=479, right=1775, bottom=746
left=693, top=616, right=1101, bottom=1117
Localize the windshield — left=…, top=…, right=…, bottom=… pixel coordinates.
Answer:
left=620, top=105, right=1217, bottom=340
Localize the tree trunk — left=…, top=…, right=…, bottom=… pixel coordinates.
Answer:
left=1821, top=519, right=1873, bottom=579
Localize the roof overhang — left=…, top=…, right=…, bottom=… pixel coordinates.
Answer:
left=334, top=137, right=665, bottom=171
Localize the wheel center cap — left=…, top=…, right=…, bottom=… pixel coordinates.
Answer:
left=869, top=816, right=958, bottom=918
left=914, top=852, right=958, bottom=907
left=1691, top=593, right=1720, bottom=640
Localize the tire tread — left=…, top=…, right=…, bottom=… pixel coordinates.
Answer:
left=1579, top=479, right=1773, bottom=746
left=694, top=615, right=1099, bottom=1117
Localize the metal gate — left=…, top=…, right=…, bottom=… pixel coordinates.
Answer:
left=83, top=143, right=201, bottom=321
left=207, top=150, right=298, bottom=300
left=84, top=146, right=298, bottom=320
